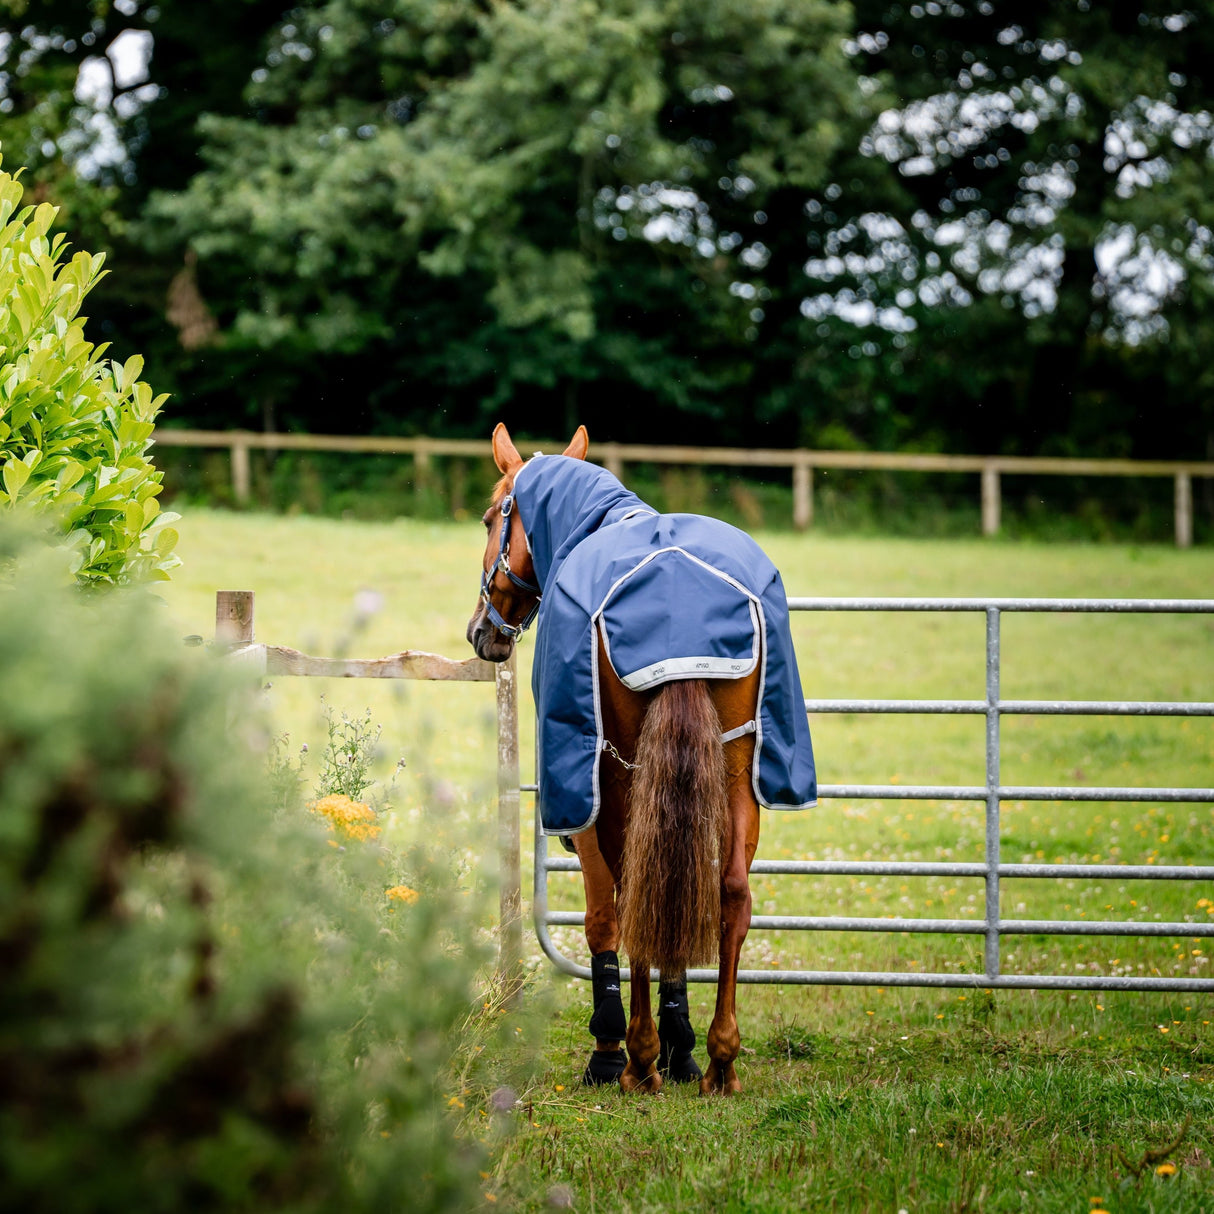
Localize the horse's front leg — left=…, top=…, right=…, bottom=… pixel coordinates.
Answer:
left=701, top=761, right=761, bottom=1096
left=619, top=957, right=661, bottom=1093
left=572, top=828, right=628, bottom=1086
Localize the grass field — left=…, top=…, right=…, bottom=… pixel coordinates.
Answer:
left=161, top=509, right=1214, bottom=1212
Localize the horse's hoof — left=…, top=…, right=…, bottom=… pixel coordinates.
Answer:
left=698, top=1063, right=742, bottom=1096
left=660, top=1050, right=703, bottom=1084
left=619, top=1063, right=662, bottom=1094
left=582, top=1048, right=626, bottom=1087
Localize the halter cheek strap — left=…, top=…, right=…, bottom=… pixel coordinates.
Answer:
left=480, top=494, right=542, bottom=639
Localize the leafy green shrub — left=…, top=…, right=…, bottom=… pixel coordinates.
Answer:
left=0, top=157, right=179, bottom=585
left=0, top=523, right=490, bottom=1213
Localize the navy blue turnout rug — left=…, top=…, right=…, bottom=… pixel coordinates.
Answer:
left=514, top=454, right=818, bottom=836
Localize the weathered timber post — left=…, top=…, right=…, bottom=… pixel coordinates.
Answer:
left=495, top=649, right=523, bottom=998
left=981, top=463, right=1001, bottom=537
left=414, top=438, right=434, bottom=511
left=1175, top=472, right=1193, bottom=549
left=450, top=457, right=468, bottom=516
left=793, top=459, right=814, bottom=531
left=601, top=442, right=624, bottom=482
left=231, top=436, right=252, bottom=505
left=215, top=589, right=255, bottom=645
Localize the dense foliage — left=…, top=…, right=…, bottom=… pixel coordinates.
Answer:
left=0, top=527, right=489, bottom=1212
left=3, top=1, right=1212, bottom=466
left=0, top=158, right=179, bottom=584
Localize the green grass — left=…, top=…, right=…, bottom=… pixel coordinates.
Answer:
left=160, top=509, right=1214, bottom=1212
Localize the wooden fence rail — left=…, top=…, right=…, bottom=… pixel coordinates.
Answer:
left=213, top=590, right=523, bottom=994
left=159, top=429, right=1214, bottom=547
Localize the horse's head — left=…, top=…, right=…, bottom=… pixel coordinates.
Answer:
left=466, top=422, right=589, bottom=662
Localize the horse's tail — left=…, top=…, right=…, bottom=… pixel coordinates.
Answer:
left=617, top=679, right=728, bottom=975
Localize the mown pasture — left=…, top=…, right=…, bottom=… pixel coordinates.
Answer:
left=161, top=509, right=1214, bottom=1212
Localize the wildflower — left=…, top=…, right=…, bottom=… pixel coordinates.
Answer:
left=309, top=793, right=381, bottom=841
left=386, top=885, right=419, bottom=904
left=1156, top=1163, right=1177, bottom=1177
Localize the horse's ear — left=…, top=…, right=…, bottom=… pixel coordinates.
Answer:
left=563, top=426, right=589, bottom=461
left=492, top=423, right=525, bottom=474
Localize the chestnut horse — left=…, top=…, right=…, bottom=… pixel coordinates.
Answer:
left=467, top=424, right=765, bottom=1095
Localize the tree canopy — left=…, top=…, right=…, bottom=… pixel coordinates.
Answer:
left=3, top=0, right=1212, bottom=459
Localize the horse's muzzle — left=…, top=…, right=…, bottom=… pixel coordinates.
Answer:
left=466, top=602, right=515, bottom=663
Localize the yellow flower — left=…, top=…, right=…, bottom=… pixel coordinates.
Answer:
left=386, top=885, right=420, bottom=904
left=1156, top=1163, right=1177, bottom=1177
left=309, top=793, right=381, bottom=841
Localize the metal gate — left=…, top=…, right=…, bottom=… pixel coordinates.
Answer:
left=532, top=598, right=1214, bottom=993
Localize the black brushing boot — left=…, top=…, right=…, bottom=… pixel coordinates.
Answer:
left=657, top=975, right=702, bottom=1083
left=582, top=951, right=627, bottom=1086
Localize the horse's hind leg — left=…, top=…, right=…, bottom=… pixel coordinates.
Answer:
left=572, top=828, right=628, bottom=1086
left=701, top=710, right=762, bottom=1096
left=657, top=972, right=702, bottom=1083
left=619, top=959, right=661, bottom=1093
left=577, top=831, right=659, bottom=1094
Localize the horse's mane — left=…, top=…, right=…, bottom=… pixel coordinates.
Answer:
left=490, top=472, right=513, bottom=507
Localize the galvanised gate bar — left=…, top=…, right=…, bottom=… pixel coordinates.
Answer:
left=533, top=598, right=1214, bottom=993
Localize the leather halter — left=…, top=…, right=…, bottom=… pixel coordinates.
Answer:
left=480, top=493, right=541, bottom=639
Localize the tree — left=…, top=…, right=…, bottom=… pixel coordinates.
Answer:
left=808, top=0, right=1214, bottom=458
left=0, top=0, right=292, bottom=420
left=147, top=0, right=862, bottom=442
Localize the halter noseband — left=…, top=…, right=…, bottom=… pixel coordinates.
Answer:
left=480, top=493, right=542, bottom=640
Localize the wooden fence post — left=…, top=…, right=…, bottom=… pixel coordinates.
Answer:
left=414, top=440, right=434, bottom=509
left=450, top=457, right=468, bottom=516
left=602, top=443, right=624, bottom=482
left=1175, top=472, right=1193, bottom=549
left=215, top=590, right=255, bottom=645
left=793, top=459, right=813, bottom=530
left=981, top=464, right=1001, bottom=537
left=495, top=650, right=523, bottom=998
left=231, top=437, right=251, bottom=505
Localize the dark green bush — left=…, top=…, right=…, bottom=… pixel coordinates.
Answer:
left=0, top=525, right=489, bottom=1213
